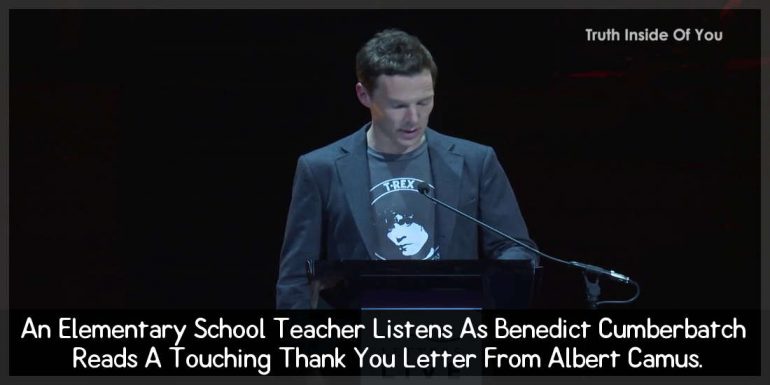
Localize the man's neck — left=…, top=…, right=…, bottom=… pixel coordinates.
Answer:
left=366, top=124, right=426, bottom=154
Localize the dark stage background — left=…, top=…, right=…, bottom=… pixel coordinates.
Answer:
left=11, top=10, right=760, bottom=309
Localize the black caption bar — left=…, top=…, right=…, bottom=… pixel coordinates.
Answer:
left=10, top=310, right=760, bottom=376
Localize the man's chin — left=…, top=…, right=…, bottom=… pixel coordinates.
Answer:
left=397, top=132, right=425, bottom=147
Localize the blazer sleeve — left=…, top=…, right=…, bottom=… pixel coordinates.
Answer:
left=478, top=147, right=540, bottom=268
left=276, top=156, right=323, bottom=309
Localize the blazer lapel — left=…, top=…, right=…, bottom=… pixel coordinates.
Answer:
left=336, top=127, right=377, bottom=260
left=427, top=130, right=465, bottom=259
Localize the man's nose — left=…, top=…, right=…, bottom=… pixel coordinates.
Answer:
left=405, top=105, right=419, bottom=124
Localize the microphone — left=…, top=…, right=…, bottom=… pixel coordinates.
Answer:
left=417, top=182, right=432, bottom=195
left=414, top=182, right=632, bottom=285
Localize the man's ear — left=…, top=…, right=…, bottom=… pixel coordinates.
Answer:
left=355, top=82, right=372, bottom=108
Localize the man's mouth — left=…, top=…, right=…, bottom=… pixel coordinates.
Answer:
left=398, top=128, right=421, bottom=139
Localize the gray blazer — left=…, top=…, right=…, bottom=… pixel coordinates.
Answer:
left=276, top=124, right=538, bottom=309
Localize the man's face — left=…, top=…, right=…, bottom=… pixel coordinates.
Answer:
left=357, top=70, right=435, bottom=154
left=386, top=213, right=429, bottom=257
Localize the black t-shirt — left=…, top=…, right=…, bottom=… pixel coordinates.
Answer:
left=367, top=141, right=439, bottom=260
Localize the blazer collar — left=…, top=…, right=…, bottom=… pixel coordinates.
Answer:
left=425, top=129, right=464, bottom=259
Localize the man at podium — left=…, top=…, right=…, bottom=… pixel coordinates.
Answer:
left=276, top=29, right=539, bottom=309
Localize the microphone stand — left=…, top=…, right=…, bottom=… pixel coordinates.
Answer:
left=416, top=184, right=640, bottom=309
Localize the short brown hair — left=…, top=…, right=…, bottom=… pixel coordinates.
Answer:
left=355, top=29, right=438, bottom=92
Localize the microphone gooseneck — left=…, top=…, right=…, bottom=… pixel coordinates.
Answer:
left=414, top=181, right=639, bottom=307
